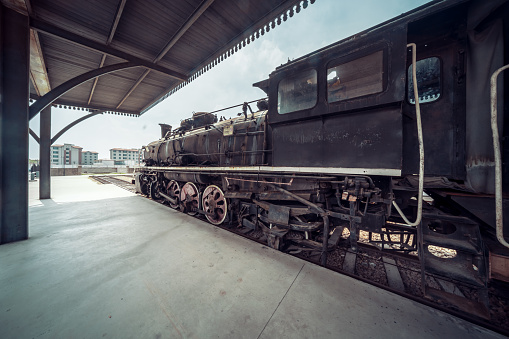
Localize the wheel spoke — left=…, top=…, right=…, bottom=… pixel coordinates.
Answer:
left=180, top=182, right=199, bottom=215
left=202, top=185, right=227, bottom=225
left=166, top=180, right=180, bottom=209
left=149, top=181, right=161, bottom=200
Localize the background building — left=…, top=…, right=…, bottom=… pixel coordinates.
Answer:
left=110, top=148, right=142, bottom=166
left=51, top=144, right=82, bottom=166
left=81, top=151, right=99, bottom=165
left=51, top=144, right=99, bottom=166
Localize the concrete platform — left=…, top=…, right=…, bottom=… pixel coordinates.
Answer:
left=0, top=176, right=503, bottom=338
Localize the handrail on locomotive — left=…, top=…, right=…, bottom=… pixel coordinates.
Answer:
left=490, top=63, right=509, bottom=249
left=391, top=43, right=424, bottom=228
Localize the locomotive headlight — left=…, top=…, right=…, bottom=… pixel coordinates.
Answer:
left=144, top=146, right=149, bottom=152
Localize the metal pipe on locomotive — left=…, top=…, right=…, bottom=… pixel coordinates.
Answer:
left=135, top=0, right=509, bottom=306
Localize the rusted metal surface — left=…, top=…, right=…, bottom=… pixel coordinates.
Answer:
left=158, top=191, right=178, bottom=206
left=202, top=185, right=227, bottom=225
left=490, top=253, right=509, bottom=282
left=144, top=111, right=267, bottom=167
left=179, top=182, right=200, bottom=215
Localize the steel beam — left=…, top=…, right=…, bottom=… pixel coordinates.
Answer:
left=116, top=69, right=150, bottom=109
left=88, top=54, right=107, bottom=105
left=88, top=0, right=126, bottom=105
left=115, top=0, right=214, bottom=109
left=154, top=0, right=215, bottom=62
left=30, top=17, right=187, bottom=81
left=108, top=0, right=126, bottom=44
left=0, top=5, right=30, bottom=244
left=29, top=128, right=40, bottom=143
left=51, top=111, right=103, bottom=144
left=29, top=62, right=138, bottom=120
left=39, top=106, right=51, bottom=199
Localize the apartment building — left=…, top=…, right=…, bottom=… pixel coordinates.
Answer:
left=110, top=148, right=141, bottom=165
left=51, top=144, right=82, bottom=166
left=81, top=151, right=99, bottom=165
left=51, top=144, right=99, bottom=166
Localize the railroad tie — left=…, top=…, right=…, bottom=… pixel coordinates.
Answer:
left=382, top=257, right=405, bottom=291
left=435, top=278, right=465, bottom=297
left=342, top=251, right=357, bottom=274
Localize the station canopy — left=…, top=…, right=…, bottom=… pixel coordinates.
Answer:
left=4, top=0, right=311, bottom=116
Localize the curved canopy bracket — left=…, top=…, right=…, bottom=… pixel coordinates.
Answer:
left=29, top=128, right=40, bottom=144
left=29, top=62, right=138, bottom=120
left=51, top=111, right=104, bottom=144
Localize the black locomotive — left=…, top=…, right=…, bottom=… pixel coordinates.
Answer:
left=136, top=0, right=509, bottom=310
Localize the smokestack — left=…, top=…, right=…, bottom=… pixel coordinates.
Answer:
left=159, top=123, right=172, bottom=138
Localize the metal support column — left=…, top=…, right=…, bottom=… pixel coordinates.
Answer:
left=39, top=106, right=51, bottom=199
left=0, top=5, right=30, bottom=244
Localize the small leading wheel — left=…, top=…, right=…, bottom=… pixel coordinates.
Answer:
left=166, top=180, right=180, bottom=209
left=180, top=182, right=200, bottom=215
left=139, top=175, right=150, bottom=196
left=202, top=185, right=227, bottom=225
left=149, top=180, right=161, bottom=200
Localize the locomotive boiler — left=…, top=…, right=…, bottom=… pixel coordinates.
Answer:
left=136, top=0, right=509, bottom=310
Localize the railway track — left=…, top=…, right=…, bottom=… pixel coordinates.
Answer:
left=89, top=175, right=137, bottom=193
left=91, top=175, right=509, bottom=336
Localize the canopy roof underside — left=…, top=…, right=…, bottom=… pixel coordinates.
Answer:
left=3, top=0, right=310, bottom=115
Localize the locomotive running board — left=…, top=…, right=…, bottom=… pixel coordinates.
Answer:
left=136, top=165, right=401, bottom=177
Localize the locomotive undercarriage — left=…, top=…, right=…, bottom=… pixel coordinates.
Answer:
left=136, top=168, right=492, bottom=310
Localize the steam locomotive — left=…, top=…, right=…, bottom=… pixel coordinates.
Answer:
left=136, top=0, right=509, bottom=304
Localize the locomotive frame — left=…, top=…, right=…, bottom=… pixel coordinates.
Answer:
left=136, top=0, right=509, bottom=317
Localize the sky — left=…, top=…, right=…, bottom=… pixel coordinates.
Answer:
left=28, top=0, right=430, bottom=160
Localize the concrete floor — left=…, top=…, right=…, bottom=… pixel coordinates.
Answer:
left=0, top=176, right=504, bottom=338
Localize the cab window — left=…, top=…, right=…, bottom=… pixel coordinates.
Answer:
left=408, top=57, right=441, bottom=104
left=278, top=69, right=317, bottom=114
left=327, top=50, right=384, bottom=102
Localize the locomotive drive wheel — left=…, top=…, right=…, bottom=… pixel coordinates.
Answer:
left=149, top=181, right=161, bottom=200
left=140, top=183, right=149, bottom=196
left=180, top=182, right=200, bottom=215
left=202, top=185, right=227, bottom=225
left=166, top=180, right=180, bottom=209
left=139, top=174, right=149, bottom=196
